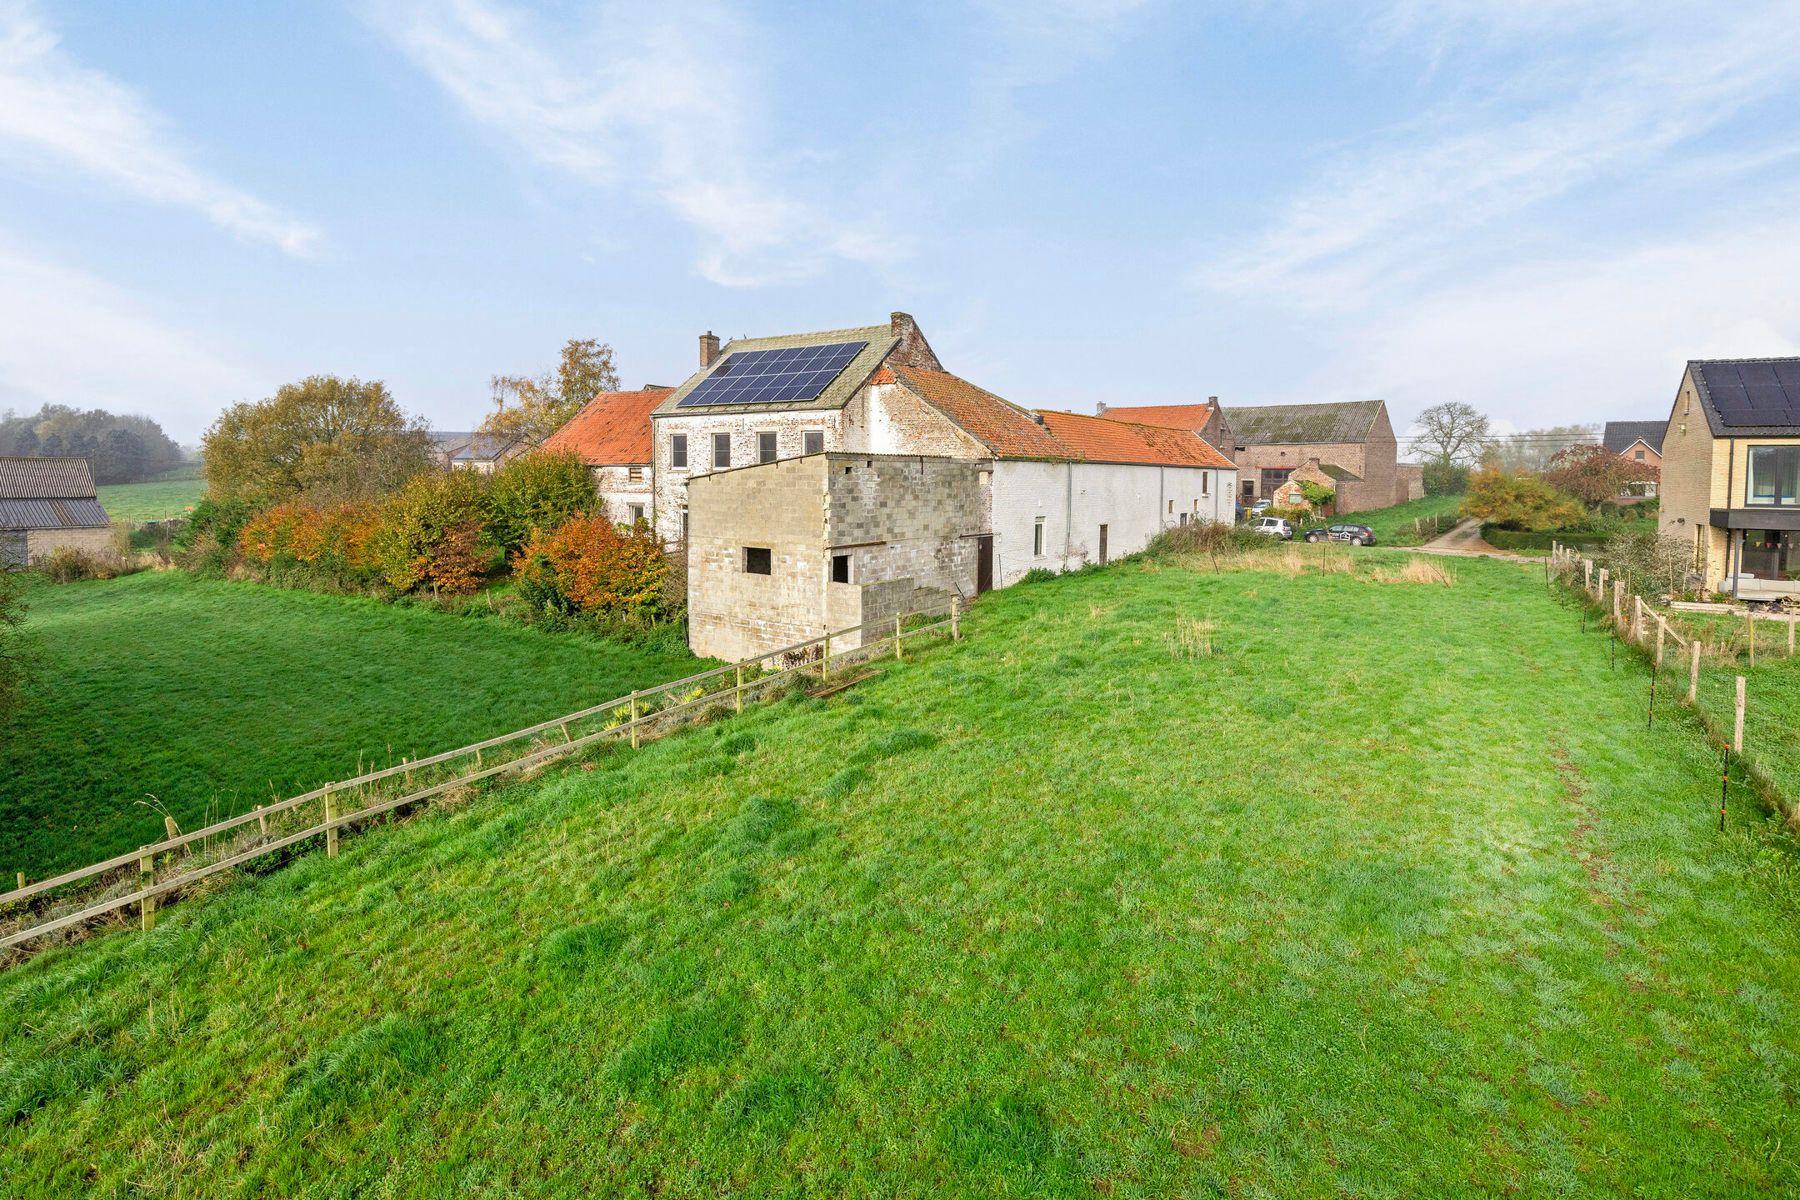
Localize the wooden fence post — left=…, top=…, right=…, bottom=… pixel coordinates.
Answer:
left=1734, top=676, right=1746, bottom=755
left=1584, top=560, right=1593, bottom=592
left=823, top=633, right=832, bottom=680
left=735, top=665, right=744, bottom=714
left=1597, top=568, right=1608, bottom=606
left=894, top=615, right=903, bottom=661
left=1655, top=618, right=1665, bottom=671
left=1748, top=617, right=1756, bottom=667
left=255, top=804, right=268, bottom=837
left=630, top=692, right=640, bottom=749
left=1612, top=580, right=1622, bottom=627
left=1689, top=638, right=1701, bottom=704
left=951, top=595, right=961, bottom=640
left=13, top=871, right=22, bottom=891
left=138, top=849, right=155, bottom=931
left=324, top=787, right=338, bottom=859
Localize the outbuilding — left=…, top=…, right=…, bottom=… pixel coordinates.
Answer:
left=0, top=457, right=111, bottom=568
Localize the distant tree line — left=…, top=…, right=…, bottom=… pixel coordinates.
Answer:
left=0, top=405, right=185, bottom=485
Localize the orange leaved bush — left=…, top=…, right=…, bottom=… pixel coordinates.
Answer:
left=237, top=502, right=381, bottom=579
left=513, top=515, right=668, bottom=619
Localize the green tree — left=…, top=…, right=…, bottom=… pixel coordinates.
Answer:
left=203, top=376, right=433, bottom=507
left=0, top=570, right=29, bottom=735
left=367, top=469, right=493, bottom=594
left=486, top=449, right=596, bottom=555
left=483, top=338, right=621, bottom=448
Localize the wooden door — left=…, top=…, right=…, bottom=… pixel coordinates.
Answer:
left=976, top=535, right=993, bottom=594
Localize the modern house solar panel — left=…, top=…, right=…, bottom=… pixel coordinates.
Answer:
left=675, top=341, right=869, bottom=408
left=1699, top=360, right=1800, bottom=428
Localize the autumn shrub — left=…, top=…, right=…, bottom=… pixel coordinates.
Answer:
left=238, top=502, right=381, bottom=586
left=486, top=449, right=595, bottom=555
left=367, top=470, right=495, bottom=594
left=1459, top=469, right=1585, bottom=531
left=34, top=546, right=137, bottom=583
left=513, top=515, right=669, bottom=622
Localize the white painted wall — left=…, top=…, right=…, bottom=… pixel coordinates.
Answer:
left=990, top=461, right=1235, bottom=586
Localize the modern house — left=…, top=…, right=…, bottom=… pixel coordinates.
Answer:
left=671, top=314, right=1236, bottom=659
left=1658, top=358, right=1800, bottom=599
left=539, top=386, right=673, bottom=526
left=0, top=456, right=111, bottom=567
left=1602, top=420, right=1665, bottom=498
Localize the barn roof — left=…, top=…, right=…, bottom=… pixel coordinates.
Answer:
left=890, top=366, right=1069, bottom=460
left=541, top=387, right=672, bottom=465
left=1221, top=400, right=1385, bottom=446
left=0, top=456, right=97, bottom=499
left=0, top=498, right=111, bottom=530
left=1601, top=421, right=1665, bottom=455
left=1035, top=410, right=1236, bottom=468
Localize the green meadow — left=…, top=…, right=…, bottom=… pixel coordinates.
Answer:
left=94, top=466, right=205, bottom=523
left=0, top=571, right=700, bottom=877
left=1, top=551, right=1796, bottom=1197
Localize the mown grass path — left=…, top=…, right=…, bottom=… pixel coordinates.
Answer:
left=1, top=554, right=1795, bottom=1197
left=0, top=571, right=700, bottom=876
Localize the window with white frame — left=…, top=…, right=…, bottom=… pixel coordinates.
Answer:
left=671, top=434, right=687, bottom=470
left=1033, top=518, right=1045, bottom=557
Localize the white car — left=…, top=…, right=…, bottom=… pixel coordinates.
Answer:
left=1252, top=516, right=1293, bottom=540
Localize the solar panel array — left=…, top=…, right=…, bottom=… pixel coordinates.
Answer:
left=1698, top=359, right=1800, bottom=429
left=676, top=341, right=869, bottom=408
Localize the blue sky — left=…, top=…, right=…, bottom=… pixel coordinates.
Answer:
left=2, top=0, right=1799, bottom=448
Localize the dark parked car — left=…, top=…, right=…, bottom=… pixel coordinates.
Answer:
left=1303, top=522, right=1375, bottom=545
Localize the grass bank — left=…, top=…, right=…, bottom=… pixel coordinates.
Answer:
left=1, top=553, right=1795, bottom=1196
left=1316, top=493, right=1460, bottom=545
left=0, top=571, right=701, bottom=877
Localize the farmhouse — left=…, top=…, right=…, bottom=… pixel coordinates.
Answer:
left=1603, top=420, right=1664, bottom=498
left=1658, top=357, right=1800, bottom=599
left=0, top=456, right=111, bottom=568
left=684, top=362, right=1235, bottom=660
left=1268, top=458, right=1361, bottom=512
left=539, top=385, right=672, bottom=525
left=1220, top=400, right=1407, bottom=512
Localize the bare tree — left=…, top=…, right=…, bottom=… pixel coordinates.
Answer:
left=1482, top=424, right=1599, bottom=473
left=1411, top=402, right=1492, bottom=465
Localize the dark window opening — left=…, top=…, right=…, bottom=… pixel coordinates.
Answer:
left=1242, top=478, right=1255, bottom=498
left=627, top=504, right=644, bottom=524
left=831, top=553, right=851, bottom=583
left=671, top=434, right=687, bottom=470
left=758, top=431, right=777, bottom=463
left=1260, top=467, right=1292, bottom=494
left=804, top=429, right=824, bottom=455
left=744, top=547, right=771, bottom=575
left=713, top=432, right=731, bottom=470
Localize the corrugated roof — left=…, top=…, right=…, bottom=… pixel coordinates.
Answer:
left=540, top=387, right=672, bottom=465
left=654, top=324, right=898, bottom=417
left=0, top=456, right=97, bottom=500
left=1688, top=358, right=1800, bottom=436
left=0, top=497, right=110, bottom=530
left=1093, top=402, right=1216, bottom=431
left=1602, top=421, right=1666, bottom=455
left=890, top=366, right=1070, bottom=460
left=1036, top=410, right=1236, bottom=468
left=1221, top=401, right=1384, bottom=445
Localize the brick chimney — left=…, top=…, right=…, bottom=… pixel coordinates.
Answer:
left=885, top=312, right=943, bottom=371
left=699, top=331, right=720, bottom=369
left=1207, top=395, right=1219, bottom=406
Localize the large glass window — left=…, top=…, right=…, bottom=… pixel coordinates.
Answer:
left=1747, top=446, right=1800, bottom=506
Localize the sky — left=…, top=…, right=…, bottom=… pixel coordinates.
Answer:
left=2, top=0, right=1799, bottom=452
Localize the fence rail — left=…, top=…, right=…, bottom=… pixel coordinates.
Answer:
left=1, top=597, right=965, bottom=955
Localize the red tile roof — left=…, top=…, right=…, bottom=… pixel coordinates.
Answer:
left=1036, top=410, right=1236, bottom=468
left=1094, top=402, right=1216, bottom=431
left=540, top=387, right=672, bottom=465
left=887, top=367, right=1234, bottom=468
left=890, top=366, right=1069, bottom=460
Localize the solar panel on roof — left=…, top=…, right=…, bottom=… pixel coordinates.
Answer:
left=675, top=340, right=868, bottom=408
left=1702, top=360, right=1800, bottom=428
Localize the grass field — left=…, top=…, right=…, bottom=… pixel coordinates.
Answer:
left=2, top=551, right=1797, bottom=1197
left=0, top=571, right=701, bottom=878
left=94, top=466, right=204, bottom=523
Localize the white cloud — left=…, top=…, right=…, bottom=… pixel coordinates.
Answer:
left=370, top=0, right=902, bottom=287
left=1300, top=199, right=1800, bottom=434
left=1200, top=2, right=1800, bottom=304
left=0, top=237, right=260, bottom=436
left=0, top=0, right=321, bottom=256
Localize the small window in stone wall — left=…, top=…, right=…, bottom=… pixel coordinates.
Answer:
left=1033, top=518, right=1045, bottom=557
left=758, top=431, right=777, bottom=463
left=804, top=429, right=824, bottom=455
left=832, top=553, right=851, bottom=583
left=744, top=547, right=772, bottom=575
left=672, top=434, right=687, bottom=470
left=1167, top=500, right=1174, bottom=514
left=713, top=432, right=731, bottom=469
left=627, top=504, right=644, bottom=524
left=627, top=466, right=644, bottom=483
left=1202, top=474, right=1210, bottom=496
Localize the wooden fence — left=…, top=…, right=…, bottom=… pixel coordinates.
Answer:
left=0, top=598, right=965, bottom=956
left=1549, top=543, right=1795, bottom=821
